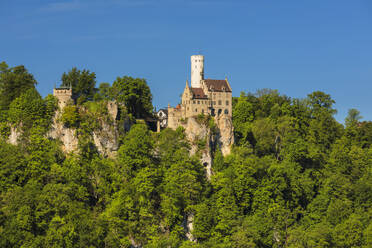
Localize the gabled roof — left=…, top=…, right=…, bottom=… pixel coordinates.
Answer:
left=204, top=79, right=231, bottom=92
left=191, top=87, right=208, bottom=99
left=157, top=109, right=168, bottom=115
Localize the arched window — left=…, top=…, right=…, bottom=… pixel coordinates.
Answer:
left=224, top=109, right=229, bottom=115
left=202, top=109, right=204, bottom=114
left=218, top=109, right=222, bottom=115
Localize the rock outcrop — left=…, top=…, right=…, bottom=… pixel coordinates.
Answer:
left=215, top=114, right=234, bottom=156
left=184, top=213, right=196, bottom=242
left=92, top=121, right=119, bottom=157
left=179, top=115, right=234, bottom=240
left=47, top=101, right=122, bottom=156
left=48, top=111, right=79, bottom=153
left=8, top=126, right=21, bottom=145
left=181, top=114, right=234, bottom=180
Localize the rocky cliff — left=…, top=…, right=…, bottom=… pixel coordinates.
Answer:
left=180, top=114, right=234, bottom=241
left=47, top=109, right=79, bottom=153
left=45, top=101, right=123, bottom=156
left=181, top=114, right=234, bottom=180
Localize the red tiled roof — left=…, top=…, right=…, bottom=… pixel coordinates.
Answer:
left=191, top=87, right=208, bottom=99
left=204, top=79, right=231, bottom=92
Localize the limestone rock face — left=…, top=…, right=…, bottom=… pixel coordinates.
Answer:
left=47, top=102, right=126, bottom=156
left=184, top=213, right=196, bottom=242
left=107, top=101, right=118, bottom=120
left=183, top=117, right=208, bottom=155
left=8, top=126, right=21, bottom=145
left=181, top=115, right=234, bottom=181
left=48, top=111, right=78, bottom=153
left=92, top=121, right=119, bottom=157
left=215, top=115, right=234, bottom=156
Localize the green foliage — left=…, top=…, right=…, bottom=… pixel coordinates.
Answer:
left=7, top=88, right=57, bottom=137
left=0, top=63, right=37, bottom=110
left=94, top=82, right=111, bottom=101
left=345, top=108, right=363, bottom=127
left=0, top=122, right=10, bottom=138
left=111, top=76, right=153, bottom=118
left=0, top=85, right=371, bottom=248
left=60, top=105, right=80, bottom=128
left=61, top=67, right=96, bottom=103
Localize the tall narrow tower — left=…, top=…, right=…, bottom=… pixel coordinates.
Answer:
left=191, top=55, right=204, bottom=88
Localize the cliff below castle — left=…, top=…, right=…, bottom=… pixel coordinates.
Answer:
left=6, top=99, right=132, bottom=158
left=180, top=114, right=234, bottom=180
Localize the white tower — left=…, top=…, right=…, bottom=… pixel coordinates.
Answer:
left=191, top=55, right=204, bottom=88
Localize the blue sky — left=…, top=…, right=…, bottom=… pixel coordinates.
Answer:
left=1, top=0, right=371, bottom=122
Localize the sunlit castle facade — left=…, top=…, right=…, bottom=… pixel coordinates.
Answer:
left=168, top=55, right=232, bottom=129
left=53, top=85, right=72, bottom=109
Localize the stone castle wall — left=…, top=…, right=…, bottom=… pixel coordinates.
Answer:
left=53, top=88, right=72, bottom=109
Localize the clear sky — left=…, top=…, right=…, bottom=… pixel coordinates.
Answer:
left=1, top=0, right=371, bottom=122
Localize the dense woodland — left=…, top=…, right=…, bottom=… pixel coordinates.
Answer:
left=0, top=62, right=371, bottom=247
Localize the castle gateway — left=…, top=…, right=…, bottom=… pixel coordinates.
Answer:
left=168, top=55, right=232, bottom=129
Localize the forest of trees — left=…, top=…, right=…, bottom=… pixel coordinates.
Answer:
left=0, top=62, right=371, bottom=247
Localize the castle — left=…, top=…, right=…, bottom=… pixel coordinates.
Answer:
left=53, top=85, right=72, bottom=109
left=52, top=55, right=232, bottom=133
left=167, top=55, right=232, bottom=129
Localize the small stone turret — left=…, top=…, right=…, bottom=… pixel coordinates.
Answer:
left=53, top=86, right=72, bottom=109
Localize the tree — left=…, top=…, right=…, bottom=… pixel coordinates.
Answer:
left=0, top=63, right=37, bottom=110
left=61, top=67, right=96, bottom=103
left=117, top=124, right=154, bottom=177
left=345, top=108, right=362, bottom=127
left=60, top=105, right=80, bottom=128
left=8, top=88, right=48, bottom=135
left=110, top=76, right=153, bottom=118
left=307, top=91, right=336, bottom=116
left=94, top=82, right=111, bottom=101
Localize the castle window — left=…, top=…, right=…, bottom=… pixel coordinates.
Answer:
left=193, top=100, right=196, bottom=104
left=187, top=107, right=189, bottom=110
left=218, top=109, right=222, bottom=115
left=213, top=101, right=216, bottom=105
left=198, top=101, right=200, bottom=104
left=224, top=109, right=229, bottom=114
left=218, top=100, right=222, bottom=105
left=226, top=100, right=229, bottom=105
left=202, top=109, right=204, bottom=114
left=195, top=108, right=198, bottom=112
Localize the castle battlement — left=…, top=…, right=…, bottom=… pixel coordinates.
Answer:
left=53, top=86, right=72, bottom=109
